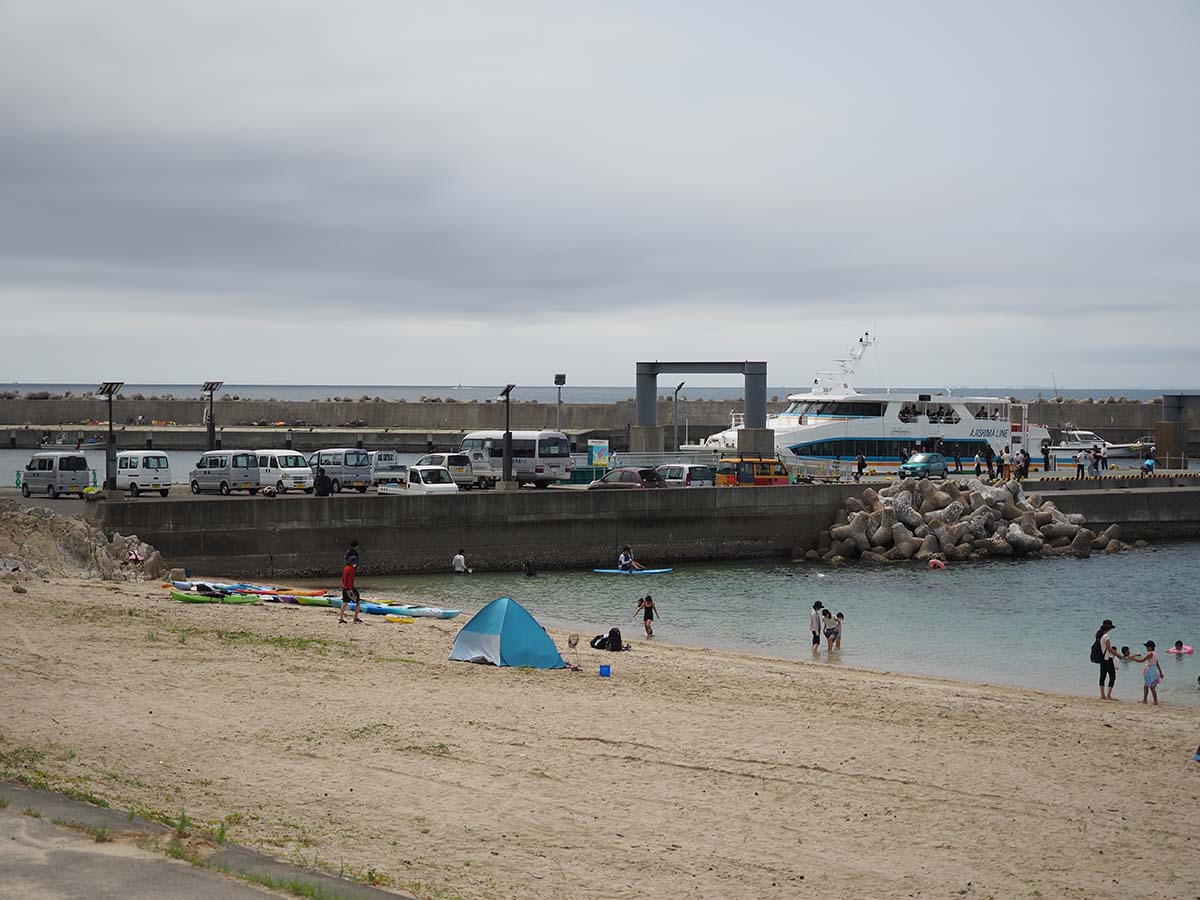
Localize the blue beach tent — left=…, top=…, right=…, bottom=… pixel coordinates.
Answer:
left=449, top=597, right=566, bottom=669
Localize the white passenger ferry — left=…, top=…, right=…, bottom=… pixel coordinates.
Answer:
left=686, top=334, right=1053, bottom=473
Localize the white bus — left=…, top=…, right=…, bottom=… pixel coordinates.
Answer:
left=459, top=430, right=572, bottom=488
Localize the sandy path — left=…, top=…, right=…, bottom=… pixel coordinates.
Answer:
left=2, top=578, right=1198, bottom=899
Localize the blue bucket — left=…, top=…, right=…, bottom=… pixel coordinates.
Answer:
left=599, top=665, right=611, bottom=678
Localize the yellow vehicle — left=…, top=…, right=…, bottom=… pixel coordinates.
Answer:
left=715, top=457, right=790, bottom=486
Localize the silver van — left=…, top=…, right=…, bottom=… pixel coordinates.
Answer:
left=306, top=448, right=372, bottom=493
left=21, top=451, right=91, bottom=498
left=189, top=451, right=261, bottom=495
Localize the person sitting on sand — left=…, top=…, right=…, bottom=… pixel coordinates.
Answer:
left=338, top=559, right=362, bottom=624
left=618, top=546, right=645, bottom=572
left=633, top=595, right=659, bottom=638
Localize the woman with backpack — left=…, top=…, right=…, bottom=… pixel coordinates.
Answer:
left=1093, top=619, right=1119, bottom=701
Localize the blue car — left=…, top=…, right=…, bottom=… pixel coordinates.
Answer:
left=899, top=452, right=949, bottom=479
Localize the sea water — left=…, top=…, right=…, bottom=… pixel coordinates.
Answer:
left=370, top=544, right=1200, bottom=706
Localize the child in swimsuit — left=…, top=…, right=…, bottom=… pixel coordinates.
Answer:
left=1130, top=641, right=1163, bottom=705
left=834, top=612, right=845, bottom=650
left=634, top=595, right=658, bottom=638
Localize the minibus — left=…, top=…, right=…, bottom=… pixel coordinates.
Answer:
left=458, top=430, right=571, bottom=487
left=256, top=450, right=314, bottom=493
left=189, top=451, right=261, bottom=495
left=115, top=451, right=172, bottom=496
left=21, top=451, right=90, bottom=498
left=306, top=448, right=372, bottom=493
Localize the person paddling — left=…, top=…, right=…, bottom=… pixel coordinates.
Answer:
left=632, top=595, right=659, bottom=637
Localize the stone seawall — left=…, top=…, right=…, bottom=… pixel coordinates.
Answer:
left=87, top=482, right=1200, bottom=577
left=89, top=485, right=861, bottom=578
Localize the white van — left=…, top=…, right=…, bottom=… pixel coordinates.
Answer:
left=378, top=465, right=460, bottom=495
left=21, top=451, right=91, bottom=498
left=256, top=450, right=314, bottom=494
left=369, top=450, right=408, bottom=487
left=306, top=448, right=372, bottom=493
left=415, top=452, right=474, bottom=489
left=189, top=451, right=261, bottom=495
left=116, top=451, right=172, bottom=497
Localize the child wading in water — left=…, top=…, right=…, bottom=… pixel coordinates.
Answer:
left=1130, top=640, right=1164, bottom=705
left=834, top=612, right=845, bottom=649
left=633, top=595, right=658, bottom=637
left=821, top=608, right=837, bottom=651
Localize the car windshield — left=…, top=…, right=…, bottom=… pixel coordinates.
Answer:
left=278, top=455, right=309, bottom=469
left=420, top=468, right=454, bottom=484
left=908, top=454, right=934, bottom=463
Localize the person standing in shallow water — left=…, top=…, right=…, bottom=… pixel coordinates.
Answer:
left=1094, top=619, right=1118, bottom=701
left=633, top=595, right=659, bottom=638
left=809, top=601, right=824, bottom=653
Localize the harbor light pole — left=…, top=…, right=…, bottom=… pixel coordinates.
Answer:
left=673, top=381, right=685, bottom=452
left=554, top=373, right=566, bottom=432
left=202, top=381, right=223, bottom=451
left=500, top=384, right=516, bottom=483
left=97, top=382, right=124, bottom=490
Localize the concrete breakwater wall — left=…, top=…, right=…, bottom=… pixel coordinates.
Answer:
left=89, top=483, right=1200, bottom=577
left=90, top=485, right=861, bottom=578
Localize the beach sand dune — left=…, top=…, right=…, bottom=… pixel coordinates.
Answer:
left=2, top=579, right=1197, bottom=899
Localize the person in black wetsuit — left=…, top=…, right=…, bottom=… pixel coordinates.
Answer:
left=633, top=595, right=659, bottom=638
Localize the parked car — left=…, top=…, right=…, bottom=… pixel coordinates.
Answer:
left=899, top=452, right=949, bottom=479
left=256, top=450, right=314, bottom=494
left=189, top=451, right=261, bottom=495
left=655, top=463, right=715, bottom=487
left=416, top=452, right=474, bottom=489
left=306, top=448, right=372, bottom=493
left=115, top=451, right=172, bottom=497
left=586, top=467, right=669, bottom=490
left=377, top=465, right=460, bottom=494
left=21, top=451, right=90, bottom=498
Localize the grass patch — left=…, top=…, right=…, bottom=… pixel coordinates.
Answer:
left=170, top=628, right=346, bottom=655
left=0, top=796, right=8, bottom=809
left=373, top=656, right=419, bottom=664
left=146, top=631, right=159, bottom=642
left=86, top=824, right=112, bottom=842
left=174, top=809, right=191, bottom=838
left=348, top=722, right=393, bottom=739
left=22, top=806, right=42, bottom=818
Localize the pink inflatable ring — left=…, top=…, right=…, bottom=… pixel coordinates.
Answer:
left=1167, top=645, right=1194, bottom=655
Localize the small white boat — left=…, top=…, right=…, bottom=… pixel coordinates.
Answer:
left=1049, top=429, right=1143, bottom=467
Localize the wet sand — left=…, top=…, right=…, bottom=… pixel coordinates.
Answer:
left=3, top=578, right=1198, bottom=899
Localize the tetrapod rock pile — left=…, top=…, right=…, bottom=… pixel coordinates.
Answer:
left=811, top=478, right=1130, bottom=565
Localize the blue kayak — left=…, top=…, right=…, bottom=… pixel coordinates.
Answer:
left=593, top=568, right=673, bottom=575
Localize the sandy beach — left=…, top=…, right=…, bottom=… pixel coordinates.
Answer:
left=2, top=578, right=1198, bottom=900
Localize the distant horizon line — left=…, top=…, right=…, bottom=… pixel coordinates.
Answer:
left=1, top=382, right=1196, bottom=392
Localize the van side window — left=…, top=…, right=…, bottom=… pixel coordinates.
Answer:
left=119, top=457, right=128, bottom=470
left=258, top=456, right=270, bottom=469
left=129, top=457, right=139, bottom=470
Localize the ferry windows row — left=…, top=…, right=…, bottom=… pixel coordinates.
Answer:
left=793, top=439, right=991, bottom=459
left=783, top=401, right=885, bottom=418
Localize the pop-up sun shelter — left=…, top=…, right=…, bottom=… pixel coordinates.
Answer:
left=449, top=596, right=565, bottom=669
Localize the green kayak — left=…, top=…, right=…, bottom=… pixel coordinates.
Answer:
left=296, top=596, right=336, bottom=607
left=169, top=589, right=221, bottom=604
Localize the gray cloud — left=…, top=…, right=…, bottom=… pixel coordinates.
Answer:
left=1, top=1, right=1198, bottom=386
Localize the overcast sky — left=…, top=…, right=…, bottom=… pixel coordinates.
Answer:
left=2, top=1, right=1197, bottom=388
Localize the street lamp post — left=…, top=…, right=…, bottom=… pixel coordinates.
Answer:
left=554, top=373, right=566, bottom=432
left=202, top=382, right=223, bottom=451
left=499, top=384, right=516, bottom=483
left=96, top=382, right=124, bottom=490
left=673, top=381, right=686, bottom=452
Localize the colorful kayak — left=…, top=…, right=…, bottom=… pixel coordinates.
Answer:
left=169, top=589, right=222, bottom=604
left=357, top=602, right=461, bottom=619
left=384, top=615, right=415, bottom=624
left=171, top=580, right=325, bottom=596
left=592, top=568, right=673, bottom=575
left=219, top=593, right=259, bottom=605
left=296, top=596, right=337, bottom=607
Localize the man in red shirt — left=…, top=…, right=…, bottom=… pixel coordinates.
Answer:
left=338, top=559, right=362, bottom=624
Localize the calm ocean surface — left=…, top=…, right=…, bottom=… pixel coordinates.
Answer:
left=366, top=546, right=1200, bottom=707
